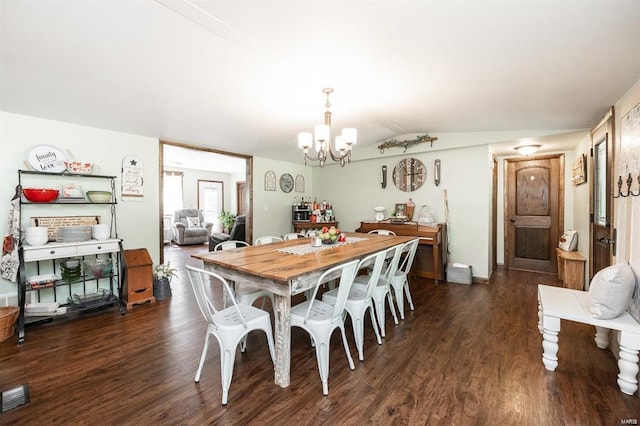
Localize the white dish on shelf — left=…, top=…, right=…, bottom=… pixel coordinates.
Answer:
left=25, top=302, right=59, bottom=313
left=25, top=306, right=67, bottom=317
left=27, top=274, right=59, bottom=285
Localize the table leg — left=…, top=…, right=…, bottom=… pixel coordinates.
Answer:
left=541, top=315, right=560, bottom=371
left=273, top=293, right=291, bottom=388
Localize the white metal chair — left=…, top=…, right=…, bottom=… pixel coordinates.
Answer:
left=283, top=232, right=306, bottom=241
left=213, top=240, right=249, bottom=251
left=367, top=229, right=396, bottom=236
left=185, top=265, right=275, bottom=405
left=354, top=243, right=403, bottom=337
left=390, top=238, right=420, bottom=319
left=291, top=259, right=359, bottom=395
left=322, top=248, right=387, bottom=361
left=213, top=241, right=275, bottom=311
left=254, top=235, right=283, bottom=245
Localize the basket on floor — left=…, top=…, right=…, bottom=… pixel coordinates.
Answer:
left=0, top=306, right=19, bottom=342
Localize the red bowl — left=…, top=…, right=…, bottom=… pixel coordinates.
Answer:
left=22, top=188, right=59, bottom=203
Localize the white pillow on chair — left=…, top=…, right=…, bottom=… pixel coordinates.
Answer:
left=588, top=262, right=635, bottom=319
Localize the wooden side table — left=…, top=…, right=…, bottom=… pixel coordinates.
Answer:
left=555, top=248, right=586, bottom=290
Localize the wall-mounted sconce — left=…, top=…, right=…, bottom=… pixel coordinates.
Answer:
left=514, top=144, right=541, bottom=156
left=381, top=165, right=387, bottom=189
left=434, top=159, right=441, bottom=186
left=613, top=172, right=640, bottom=198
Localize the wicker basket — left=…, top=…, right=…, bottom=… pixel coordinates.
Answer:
left=0, top=306, right=19, bottom=342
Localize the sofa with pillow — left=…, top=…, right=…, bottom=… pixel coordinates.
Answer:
left=172, top=209, right=213, bottom=245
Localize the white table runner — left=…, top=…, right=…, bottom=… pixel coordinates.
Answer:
left=276, top=236, right=368, bottom=255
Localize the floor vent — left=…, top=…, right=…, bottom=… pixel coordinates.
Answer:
left=1, top=384, right=30, bottom=413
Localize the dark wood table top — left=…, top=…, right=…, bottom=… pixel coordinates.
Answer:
left=192, top=232, right=414, bottom=284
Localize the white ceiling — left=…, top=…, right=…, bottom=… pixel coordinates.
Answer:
left=2, top=1, right=640, bottom=165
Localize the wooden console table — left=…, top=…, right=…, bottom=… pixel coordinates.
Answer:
left=355, top=221, right=447, bottom=282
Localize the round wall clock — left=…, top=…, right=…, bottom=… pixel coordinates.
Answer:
left=279, top=173, right=294, bottom=193
left=392, top=158, right=427, bottom=192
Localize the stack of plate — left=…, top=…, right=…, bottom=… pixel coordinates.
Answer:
left=57, top=226, right=92, bottom=242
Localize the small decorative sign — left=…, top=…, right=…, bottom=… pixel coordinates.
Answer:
left=264, top=170, right=276, bottom=191
left=27, top=145, right=67, bottom=173
left=572, top=154, right=587, bottom=186
left=122, top=155, right=144, bottom=201
left=295, top=174, right=305, bottom=192
left=30, top=216, right=101, bottom=241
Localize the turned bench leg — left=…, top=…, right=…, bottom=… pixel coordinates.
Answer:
left=541, top=315, right=560, bottom=371
left=594, top=326, right=610, bottom=349
left=617, top=345, right=640, bottom=395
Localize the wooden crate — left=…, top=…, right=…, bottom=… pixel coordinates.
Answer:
left=123, top=248, right=155, bottom=309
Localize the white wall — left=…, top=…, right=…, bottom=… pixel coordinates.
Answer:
left=572, top=134, right=592, bottom=288
left=612, top=80, right=640, bottom=280
left=0, top=111, right=159, bottom=293
left=251, top=157, right=313, bottom=243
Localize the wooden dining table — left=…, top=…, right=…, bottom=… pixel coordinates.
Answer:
left=192, top=232, right=414, bottom=388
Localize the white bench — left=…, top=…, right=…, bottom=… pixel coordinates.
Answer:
left=537, top=284, right=640, bottom=395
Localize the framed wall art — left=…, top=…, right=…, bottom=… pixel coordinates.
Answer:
left=572, top=154, right=587, bottom=186
left=295, top=174, right=305, bottom=192
left=264, top=170, right=276, bottom=191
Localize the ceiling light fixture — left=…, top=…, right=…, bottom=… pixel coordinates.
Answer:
left=514, top=144, right=541, bottom=156
left=298, top=88, right=357, bottom=167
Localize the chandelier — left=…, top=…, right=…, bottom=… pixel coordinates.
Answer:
left=298, top=88, right=357, bottom=167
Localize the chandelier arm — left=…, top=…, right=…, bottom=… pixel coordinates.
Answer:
left=327, top=143, right=349, bottom=163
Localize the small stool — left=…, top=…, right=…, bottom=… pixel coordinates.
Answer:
left=556, top=248, right=586, bottom=290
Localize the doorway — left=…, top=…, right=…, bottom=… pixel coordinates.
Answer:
left=590, top=108, right=615, bottom=278
left=159, top=141, right=252, bottom=264
left=505, top=155, right=564, bottom=273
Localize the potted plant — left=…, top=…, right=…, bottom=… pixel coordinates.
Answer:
left=152, top=262, right=178, bottom=301
left=219, top=210, right=237, bottom=234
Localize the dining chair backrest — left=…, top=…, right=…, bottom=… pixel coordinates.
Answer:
left=185, top=265, right=246, bottom=328
left=214, top=240, right=250, bottom=251
left=368, top=229, right=396, bottom=236
left=362, top=247, right=393, bottom=299
left=255, top=236, right=283, bottom=245
left=398, top=238, right=420, bottom=275
left=381, top=244, right=404, bottom=284
left=303, top=259, right=359, bottom=324
left=283, top=232, right=305, bottom=241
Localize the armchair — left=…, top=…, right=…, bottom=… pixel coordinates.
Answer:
left=172, top=209, right=213, bottom=245
left=209, top=214, right=246, bottom=250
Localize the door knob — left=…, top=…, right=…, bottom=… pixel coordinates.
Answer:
left=510, top=218, right=516, bottom=223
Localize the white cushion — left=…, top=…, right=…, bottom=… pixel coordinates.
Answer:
left=588, top=262, right=635, bottom=319
left=186, top=217, right=201, bottom=228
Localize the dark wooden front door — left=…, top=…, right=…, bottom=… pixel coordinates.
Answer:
left=505, top=155, right=563, bottom=273
left=590, top=109, right=614, bottom=278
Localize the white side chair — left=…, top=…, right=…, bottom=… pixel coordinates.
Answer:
left=367, top=229, right=396, bottom=236
left=354, top=243, right=403, bottom=337
left=391, top=238, right=420, bottom=319
left=291, top=259, right=360, bottom=395
left=283, top=232, right=305, bottom=241
left=214, top=241, right=275, bottom=312
left=213, top=240, right=249, bottom=251
left=322, top=248, right=387, bottom=361
left=255, top=235, right=283, bottom=245
left=185, top=265, right=276, bottom=405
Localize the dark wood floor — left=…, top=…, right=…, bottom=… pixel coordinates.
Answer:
left=1, top=243, right=639, bottom=424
